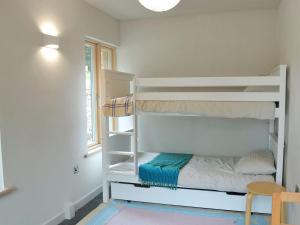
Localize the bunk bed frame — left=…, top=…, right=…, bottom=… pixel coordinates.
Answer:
left=101, top=65, right=287, bottom=214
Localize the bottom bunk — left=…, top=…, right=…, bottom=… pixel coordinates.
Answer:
left=107, top=151, right=276, bottom=213
left=108, top=152, right=275, bottom=193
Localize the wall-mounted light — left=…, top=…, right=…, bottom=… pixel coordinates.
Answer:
left=43, top=34, right=59, bottom=49
left=39, top=22, right=60, bottom=62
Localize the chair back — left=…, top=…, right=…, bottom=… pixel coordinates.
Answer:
left=272, top=192, right=300, bottom=225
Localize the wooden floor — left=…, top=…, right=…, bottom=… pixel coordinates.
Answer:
left=58, top=194, right=103, bottom=225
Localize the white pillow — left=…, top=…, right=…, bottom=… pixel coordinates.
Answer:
left=235, top=150, right=276, bottom=175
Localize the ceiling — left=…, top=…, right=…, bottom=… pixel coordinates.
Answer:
left=84, top=0, right=280, bottom=20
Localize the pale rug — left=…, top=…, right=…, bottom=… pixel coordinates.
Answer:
left=79, top=200, right=269, bottom=225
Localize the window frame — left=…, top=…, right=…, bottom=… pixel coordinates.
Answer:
left=0, top=131, right=4, bottom=191
left=0, top=131, right=15, bottom=198
left=84, top=40, right=116, bottom=155
left=85, top=41, right=99, bottom=149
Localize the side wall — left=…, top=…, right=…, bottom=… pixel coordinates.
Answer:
left=0, top=1, right=119, bottom=225
left=279, top=0, right=300, bottom=223
left=118, top=9, right=279, bottom=156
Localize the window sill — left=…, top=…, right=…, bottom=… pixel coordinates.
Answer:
left=84, top=145, right=102, bottom=158
left=0, top=187, right=16, bottom=198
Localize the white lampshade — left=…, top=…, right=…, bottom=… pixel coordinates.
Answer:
left=138, top=0, right=181, bottom=12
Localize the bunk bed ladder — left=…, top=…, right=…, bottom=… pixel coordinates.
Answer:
left=101, top=72, right=137, bottom=203
left=105, top=78, right=138, bottom=176
left=103, top=124, right=137, bottom=202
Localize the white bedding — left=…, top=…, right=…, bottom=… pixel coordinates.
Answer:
left=136, top=100, right=275, bottom=120
left=136, top=152, right=274, bottom=193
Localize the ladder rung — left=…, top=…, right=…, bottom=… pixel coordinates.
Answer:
left=109, top=162, right=134, bottom=169
left=108, top=162, right=135, bottom=176
left=109, top=162, right=134, bottom=171
left=108, top=170, right=135, bottom=176
left=107, top=151, right=135, bottom=156
left=108, top=131, right=134, bottom=136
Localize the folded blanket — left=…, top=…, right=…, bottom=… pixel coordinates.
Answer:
left=139, top=153, right=193, bottom=188
left=102, top=96, right=133, bottom=117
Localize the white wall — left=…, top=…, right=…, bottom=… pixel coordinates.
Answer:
left=279, top=0, right=300, bottom=223
left=0, top=1, right=119, bottom=225
left=139, top=116, right=269, bottom=156
left=118, top=9, right=279, bottom=156
left=118, top=9, right=279, bottom=76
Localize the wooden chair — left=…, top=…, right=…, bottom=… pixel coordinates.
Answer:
left=272, top=192, right=300, bottom=225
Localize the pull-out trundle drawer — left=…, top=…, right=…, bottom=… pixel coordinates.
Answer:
left=111, top=182, right=272, bottom=214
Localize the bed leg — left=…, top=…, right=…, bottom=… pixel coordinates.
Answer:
left=103, top=180, right=110, bottom=203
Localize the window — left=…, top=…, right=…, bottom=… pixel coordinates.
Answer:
left=85, top=43, right=98, bottom=147
left=0, top=131, right=15, bottom=197
left=101, top=46, right=114, bottom=70
left=85, top=41, right=116, bottom=150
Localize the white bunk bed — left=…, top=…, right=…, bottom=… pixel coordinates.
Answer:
left=100, top=65, right=287, bottom=214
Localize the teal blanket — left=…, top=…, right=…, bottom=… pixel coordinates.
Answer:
left=139, top=153, right=193, bottom=188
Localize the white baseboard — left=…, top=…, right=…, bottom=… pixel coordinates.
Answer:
left=41, top=212, right=65, bottom=225
left=42, top=186, right=103, bottom=225
left=74, top=186, right=103, bottom=211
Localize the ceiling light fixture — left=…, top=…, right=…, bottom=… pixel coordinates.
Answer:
left=138, top=0, right=181, bottom=12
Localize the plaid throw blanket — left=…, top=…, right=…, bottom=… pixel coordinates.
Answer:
left=102, top=96, right=133, bottom=117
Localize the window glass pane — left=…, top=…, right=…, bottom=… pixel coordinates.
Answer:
left=101, top=47, right=113, bottom=70
left=85, top=44, right=97, bottom=146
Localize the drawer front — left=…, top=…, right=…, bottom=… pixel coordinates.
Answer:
left=111, top=182, right=272, bottom=213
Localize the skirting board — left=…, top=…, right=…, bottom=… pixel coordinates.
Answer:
left=42, top=186, right=103, bottom=225
left=111, top=183, right=272, bottom=214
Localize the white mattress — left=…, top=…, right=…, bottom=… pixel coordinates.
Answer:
left=136, top=100, right=275, bottom=120
left=136, top=152, right=274, bottom=193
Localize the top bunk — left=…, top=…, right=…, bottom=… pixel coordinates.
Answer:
left=101, top=65, right=287, bottom=120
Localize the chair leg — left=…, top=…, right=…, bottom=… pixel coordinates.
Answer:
left=245, top=192, right=254, bottom=225
left=281, top=202, right=285, bottom=224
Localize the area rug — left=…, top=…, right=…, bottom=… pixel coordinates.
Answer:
left=85, top=200, right=269, bottom=225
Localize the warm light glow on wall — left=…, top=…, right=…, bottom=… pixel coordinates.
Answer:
left=40, top=22, right=59, bottom=36
left=40, top=47, right=59, bottom=62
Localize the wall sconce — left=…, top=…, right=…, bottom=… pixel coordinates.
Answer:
left=43, top=34, right=59, bottom=49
